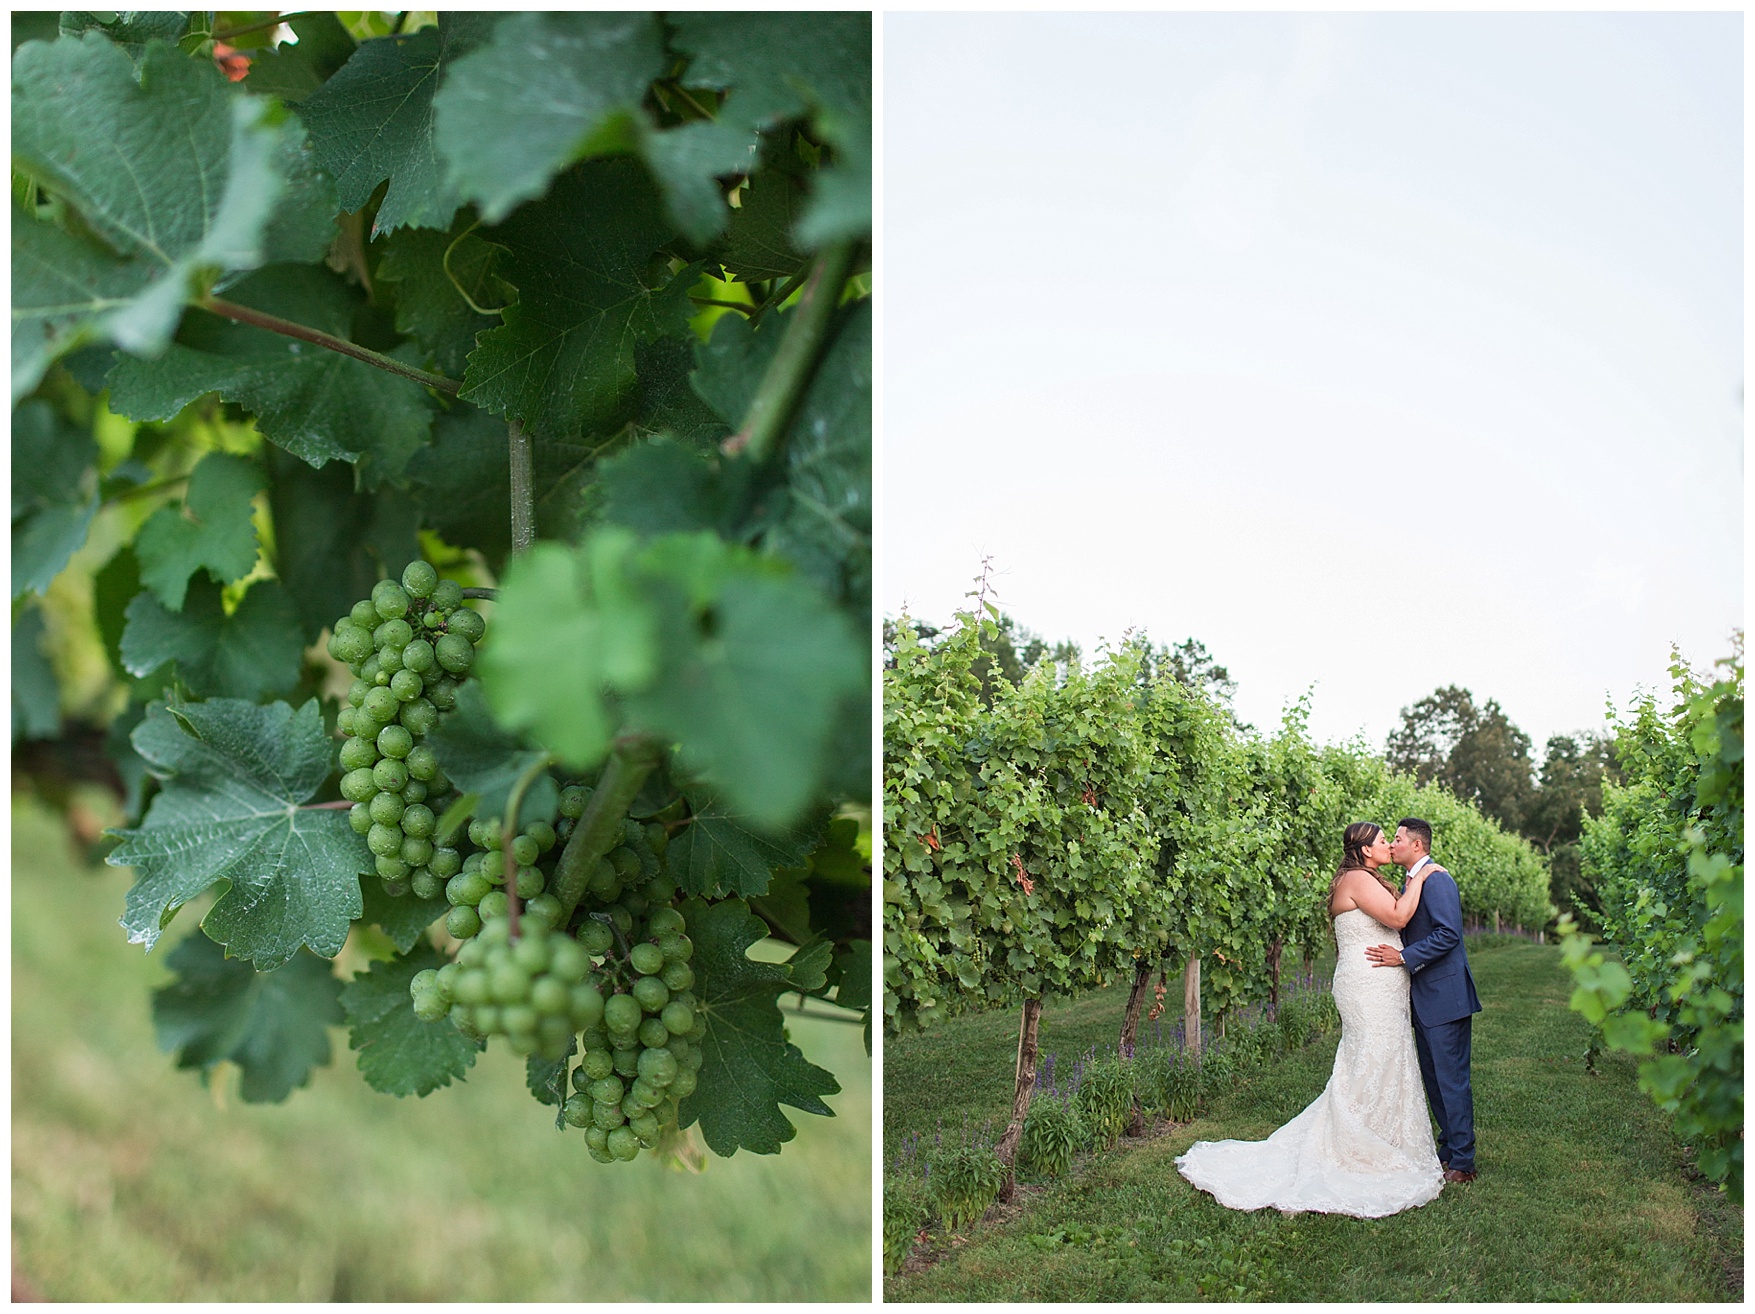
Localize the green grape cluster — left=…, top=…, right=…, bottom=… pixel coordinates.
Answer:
left=564, top=897, right=705, bottom=1163
left=414, top=915, right=602, bottom=1058
left=439, top=814, right=562, bottom=941
left=326, top=560, right=484, bottom=897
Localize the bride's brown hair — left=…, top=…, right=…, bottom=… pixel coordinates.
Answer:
left=1326, top=821, right=1398, bottom=915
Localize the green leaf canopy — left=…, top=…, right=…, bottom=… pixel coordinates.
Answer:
left=340, top=940, right=483, bottom=1097
left=108, top=699, right=369, bottom=968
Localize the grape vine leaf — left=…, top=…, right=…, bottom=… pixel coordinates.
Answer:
left=677, top=897, right=839, bottom=1155
left=403, top=404, right=598, bottom=570
left=133, top=452, right=265, bottom=610
left=12, top=605, right=61, bottom=743
left=631, top=335, right=733, bottom=446
left=107, top=698, right=369, bottom=968
left=375, top=217, right=511, bottom=378
left=264, top=448, right=424, bottom=644
left=641, top=12, right=871, bottom=247
left=629, top=538, right=866, bottom=828
left=722, top=170, right=809, bottom=283
left=425, top=681, right=560, bottom=824
left=295, top=15, right=501, bottom=236
left=242, top=12, right=357, bottom=105
left=432, top=11, right=666, bottom=223
left=11, top=398, right=99, bottom=598
left=120, top=576, right=305, bottom=701
left=477, top=533, right=658, bottom=768
left=152, top=930, right=343, bottom=1103
left=526, top=1042, right=576, bottom=1111
left=597, top=437, right=754, bottom=542
left=357, top=876, right=449, bottom=954
left=460, top=159, right=695, bottom=441
left=11, top=35, right=318, bottom=399
left=58, top=11, right=191, bottom=57
left=340, top=940, right=484, bottom=1096
left=104, top=264, right=436, bottom=483
left=666, top=787, right=822, bottom=898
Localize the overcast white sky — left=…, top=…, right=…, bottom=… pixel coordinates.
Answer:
left=881, top=11, right=1744, bottom=754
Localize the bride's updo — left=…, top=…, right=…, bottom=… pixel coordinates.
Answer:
left=1326, top=821, right=1397, bottom=914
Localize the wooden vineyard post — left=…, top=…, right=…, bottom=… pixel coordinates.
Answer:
left=993, top=998, right=1043, bottom=1200
left=1494, top=910, right=1501, bottom=934
left=1184, top=955, right=1201, bottom=1062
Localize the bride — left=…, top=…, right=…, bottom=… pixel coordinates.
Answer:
left=1175, top=821, right=1446, bottom=1217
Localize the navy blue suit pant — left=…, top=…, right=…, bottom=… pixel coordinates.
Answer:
left=1413, top=1014, right=1475, bottom=1173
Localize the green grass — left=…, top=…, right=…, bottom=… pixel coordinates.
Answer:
left=885, top=942, right=1741, bottom=1301
left=12, top=795, right=871, bottom=1301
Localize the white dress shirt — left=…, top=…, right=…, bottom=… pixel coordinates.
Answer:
left=1405, top=854, right=1433, bottom=880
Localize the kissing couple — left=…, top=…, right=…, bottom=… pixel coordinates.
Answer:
left=1177, top=817, right=1482, bottom=1217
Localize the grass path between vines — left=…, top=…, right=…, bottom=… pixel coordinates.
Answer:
left=11, top=796, right=871, bottom=1302
left=884, top=940, right=1742, bottom=1301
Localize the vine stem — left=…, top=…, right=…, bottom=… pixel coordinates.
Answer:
left=508, top=419, right=534, bottom=555
left=303, top=801, right=353, bottom=810
left=720, top=241, right=858, bottom=463
left=550, top=736, right=664, bottom=925
left=500, top=753, right=554, bottom=943
left=201, top=297, right=461, bottom=395
left=461, top=587, right=498, bottom=600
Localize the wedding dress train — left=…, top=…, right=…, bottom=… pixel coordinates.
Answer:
left=1175, top=908, right=1445, bottom=1218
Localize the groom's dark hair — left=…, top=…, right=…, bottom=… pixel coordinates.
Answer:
left=1398, top=818, right=1433, bottom=853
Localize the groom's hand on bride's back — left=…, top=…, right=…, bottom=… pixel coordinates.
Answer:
left=1365, top=943, right=1404, bottom=968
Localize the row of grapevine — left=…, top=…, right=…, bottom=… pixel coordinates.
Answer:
left=883, top=603, right=1550, bottom=1178
left=1560, top=639, right=1743, bottom=1202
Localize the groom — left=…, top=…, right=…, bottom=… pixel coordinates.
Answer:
left=1364, top=817, right=1482, bottom=1183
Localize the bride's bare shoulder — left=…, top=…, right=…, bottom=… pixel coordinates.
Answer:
left=1329, top=868, right=1368, bottom=913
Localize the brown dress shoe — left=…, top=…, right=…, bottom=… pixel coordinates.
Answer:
left=1443, top=1168, right=1477, bottom=1183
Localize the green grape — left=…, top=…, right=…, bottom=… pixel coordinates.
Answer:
left=431, top=578, right=464, bottom=611
left=401, top=637, right=435, bottom=674
left=590, top=1075, right=624, bottom=1106
left=658, top=932, right=693, bottom=963
left=376, top=855, right=409, bottom=881
left=453, top=969, right=490, bottom=1005
left=446, top=905, right=482, bottom=939
left=526, top=820, right=557, bottom=853
left=562, top=1094, right=593, bottom=1128
left=568, top=982, right=605, bottom=1029
left=604, top=993, right=642, bottom=1034
left=347, top=679, right=370, bottom=707
left=512, top=934, right=550, bottom=974
left=401, top=835, right=433, bottom=866
left=362, top=686, right=398, bottom=723
left=510, top=834, right=540, bottom=867
left=584, top=1126, right=610, bottom=1153
left=450, top=608, right=486, bottom=643
left=335, top=706, right=358, bottom=737
left=594, top=1101, right=626, bottom=1131
left=377, top=724, right=413, bottom=759
left=374, top=618, right=414, bottom=650
left=632, top=975, right=669, bottom=1014
left=607, top=905, right=633, bottom=935
left=660, top=961, right=695, bottom=992
left=349, top=599, right=379, bottom=629
left=530, top=978, right=569, bottom=1014
left=378, top=643, right=404, bottom=675
left=582, top=1049, right=615, bottom=1081
left=671, top=1067, right=697, bottom=1099
left=587, top=859, right=618, bottom=896
left=447, top=872, right=492, bottom=907
left=620, top=889, right=649, bottom=919
left=628, top=1110, right=660, bottom=1144
left=638, top=1017, right=670, bottom=1049
left=340, top=768, right=377, bottom=803
left=609, top=846, right=641, bottom=880
left=367, top=823, right=403, bottom=858
left=478, top=890, right=510, bottom=920
left=629, top=942, right=665, bottom=976
left=411, top=868, right=444, bottom=899
left=400, top=803, right=436, bottom=838
left=637, top=1047, right=678, bottom=1085
left=647, top=907, right=685, bottom=938
left=490, top=965, right=531, bottom=1005
left=435, top=633, right=475, bottom=674
left=372, top=579, right=409, bottom=619
left=328, top=624, right=373, bottom=665
left=434, top=961, right=462, bottom=999
left=359, top=653, right=382, bottom=684
left=404, top=745, right=438, bottom=781
left=427, top=678, right=460, bottom=711
left=402, top=559, right=438, bottom=598
left=644, top=875, right=678, bottom=905
left=412, top=992, right=450, bottom=1023
left=368, top=791, right=405, bottom=826
left=339, top=737, right=377, bottom=772
left=515, top=866, right=544, bottom=898
left=429, top=846, right=461, bottom=878
left=577, top=920, right=615, bottom=957
left=463, top=851, right=486, bottom=876
left=390, top=668, right=423, bottom=702
left=372, top=757, right=409, bottom=792
left=501, top=1002, right=537, bottom=1033
left=402, top=778, right=428, bottom=804
left=606, top=1127, right=640, bottom=1161
left=559, top=785, right=590, bottom=818
left=400, top=699, right=438, bottom=736
left=524, top=893, right=563, bottom=928
left=548, top=938, right=590, bottom=983
left=410, top=968, right=440, bottom=997
left=643, top=822, right=669, bottom=859
left=348, top=803, right=373, bottom=835
left=611, top=1045, right=641, bottom=1079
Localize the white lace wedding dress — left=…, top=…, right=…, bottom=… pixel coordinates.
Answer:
left=1175, top=908, right=1445, bottom=1218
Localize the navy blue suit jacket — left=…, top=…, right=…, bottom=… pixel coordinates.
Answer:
left=1398, top=864, right=1482, bottom=1027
